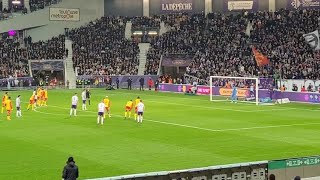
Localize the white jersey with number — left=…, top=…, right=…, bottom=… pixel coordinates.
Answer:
left=71, top=95, right=78, bottom=105
left=81, top=91, right=86, bottom=100
left=16, top=97, right=20, bottom=107
left=98, top=103, right=105, bottom=112
left=137, top=102, right=144, bottom=112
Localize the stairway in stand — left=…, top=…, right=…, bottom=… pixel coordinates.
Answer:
left=64, top=39, right=76, bottom=89
left=137, top=43, right=151, bottom=75
left=125, top=21, right=132, bottom=40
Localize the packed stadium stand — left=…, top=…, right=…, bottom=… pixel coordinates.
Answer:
left=144, top=13, right=206, bottom=75
left=1, top=9, right=319, bottom=82
left=29, top=0, right=62, bottom=12
left=143, top=10, right=320, bottom=84
left=69, top=16, right=140, bottom=76
left=27, top=34, right=65, bottom=60
left=249, top=9, right=320, bottom=79
left=131, top=15, right=161, bottom=29
left=0, top=34, right=29, bottom=78
left=0, top=0, right=62, bottom=21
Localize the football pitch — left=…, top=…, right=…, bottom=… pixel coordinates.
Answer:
left=0, top=89, right=320, bottom=179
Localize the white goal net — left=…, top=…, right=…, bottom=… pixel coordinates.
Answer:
left=209, top=76, right=260, bottom=105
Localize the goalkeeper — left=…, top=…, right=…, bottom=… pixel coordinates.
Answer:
left=231, top=85, right=238, bottom=103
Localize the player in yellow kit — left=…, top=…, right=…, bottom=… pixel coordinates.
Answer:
left=134, top=96, right=141, bottom=120
left=44, top=88, right=48, bottom=106
left=37, top=87, right=43, bottom=106
left=124, top=100, right=133, bottom=119
left=43, top=88, right=48, bottom=106
left=27, top=94, right=35, bottom=111
left=103, top=96, right=111, bottom=118
left=5, top=97, right=13, bottom=120
left=39, top=88, right=45, bottom=106
left=1, top=92, right=8, bottom=114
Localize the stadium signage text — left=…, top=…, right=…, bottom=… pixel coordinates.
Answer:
left=31, top=60, right=64, bottom=71
left=49, top=8, right=80, bottom=21
left=219, top=88, right=249, bottom=97
left=160, top=0, right=194, bottom=13
left=277, top=79, right=320, bottom=92
left=224, top=0, right=258, bottom=11
left=162, top=55, right=193, bottom=67
left=227, top=1, right=254, bottom=11
left=161, top=3, right=192, bottom=11
left=288, top=0, right=320, bottom=9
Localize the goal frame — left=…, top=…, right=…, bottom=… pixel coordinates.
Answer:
left=209, top=76, right=259, bottom=105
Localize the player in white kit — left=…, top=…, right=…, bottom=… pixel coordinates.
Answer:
left=250, top=83, right=254, bottom=97
left=97, top=100, right=106, bottom=125
left=16, top=95, right=22, bottom=118
left=81, top=89, right=87, bottom=110
left=136, top=100, right=145, bottom=123
left=70, top=93, right=79, bottom=117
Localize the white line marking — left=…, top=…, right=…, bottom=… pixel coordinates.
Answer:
left=34, top=107, right=94, bottom=117
left=35, top=105, right=320, bottom=133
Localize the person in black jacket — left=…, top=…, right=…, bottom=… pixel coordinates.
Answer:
left=116, top=78, right=120, bottom=89
left=139, top=77, right=144, bottom=91
left=155, top=79, right=159, bottom=91
left=86, top=88, right=91, bottom=105
left=62, top=157, right=79, bottom=180
left=127, top=77, right=132, bottom=90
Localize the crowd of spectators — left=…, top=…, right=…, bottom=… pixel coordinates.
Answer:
left=70, top=16, right=140, bottom=76
left=144, top=13, right=206, bottom=75
left=0, top=31, right=65, bottom=79
left=187, top=12, right=251, bottom=81
left=0, top=9, right=319, bottom=82
left=131, top=15, right=161, bottom=30
left=27, top=35, right=65, bottom=60
left=0, top=0, right=62, bottom=21
left=0, top=34, right=29, bottom=78
left=145, top=10, right=320, bottom=84
left=0, top=8, right=12, bottom=21
left=249, top=9, right=319, bottom=79
left=29, top=0, right=62, bottom=12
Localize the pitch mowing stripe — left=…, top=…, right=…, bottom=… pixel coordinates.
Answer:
left=50, top=90, right=320, bottom=112
left=57, top=91, right=282, bottom=113
left=78, top=90, right=315, bottom=112
left=34, top=105, right=320, bottom=133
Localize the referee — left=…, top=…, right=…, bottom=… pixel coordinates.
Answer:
left=86, top=87, right=91, bottom=105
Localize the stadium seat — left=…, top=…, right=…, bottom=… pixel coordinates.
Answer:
left=251, top=168, right=266, bottom=180
left=232, top=172, right=246, bottom=180
left=212, top=174, right=227, bottom=180
left=191, top=176, right=207, bottom=180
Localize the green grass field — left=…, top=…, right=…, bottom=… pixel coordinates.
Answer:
left=0, top=89, right=319, bottom=179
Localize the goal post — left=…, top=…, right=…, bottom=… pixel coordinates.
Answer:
left=209, top=76, right=259, bottom=105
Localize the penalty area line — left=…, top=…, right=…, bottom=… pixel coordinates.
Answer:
left=35, top=104, right=320, bottom=133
